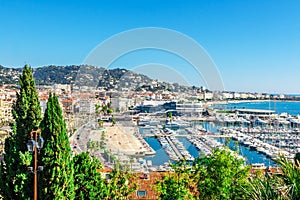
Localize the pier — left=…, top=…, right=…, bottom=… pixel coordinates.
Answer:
left=165, top=137, right=184, bottom=160
left=135, top=109, right=300, bottom=167
left=155, top=129, right=194, bottom=161
left=141, top=132, right=233, bottom=138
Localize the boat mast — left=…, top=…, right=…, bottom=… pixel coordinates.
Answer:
left=274, top=93, right=276, bottom=113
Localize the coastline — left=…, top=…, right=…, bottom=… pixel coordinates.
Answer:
left=204, top=99, right=300, bottom=108
left=203, top=99, right=270, bottom=108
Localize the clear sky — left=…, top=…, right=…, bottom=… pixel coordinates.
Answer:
left=1, top=0, right=300, bottom=93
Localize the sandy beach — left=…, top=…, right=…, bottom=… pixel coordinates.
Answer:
left=101, top=122, right=148, bottom=156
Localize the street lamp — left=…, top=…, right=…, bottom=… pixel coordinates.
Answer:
left=27, top=129, right=44, bottom=200
left=27, top=137, right=35, bottom=153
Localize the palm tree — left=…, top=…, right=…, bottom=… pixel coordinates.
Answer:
left=246, top=156, right=300, bottom=200
left=276, top=156, right=300, bottom=200
left=245, top=175, right=284, bottom=200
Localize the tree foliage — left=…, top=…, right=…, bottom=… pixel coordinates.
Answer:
left=245, top=174, right=284, bottom=200
left=155, top=149, right=300, bottom=200
left=156, top=148, right=250, bottom=200
left=0, top=65, right=42, bottom=199
left=39, top=93, right=75, bottom=199
left=294, top=152, right=300, bottom=167
left=195, top=148, right=250, bottom=199
left=73, top=152, right=108, bottom=199
left=106, top=165, right=138, bottom=200
left=0, top=65, right=139, bottom=200
left=276, top=156, right=300, bottom=200
left=245, top=155, right=300, bottom=200
left=156, top=161, right=196, bottom=200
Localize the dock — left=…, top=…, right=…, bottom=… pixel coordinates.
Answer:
left=141, top=133, right=233, bottom=138
left=165, top=137, right=184, bottom=160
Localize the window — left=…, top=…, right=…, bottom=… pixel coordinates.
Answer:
left=137, top=190, right=147, bottom=197
left=105, top=174, right=111, bottom=180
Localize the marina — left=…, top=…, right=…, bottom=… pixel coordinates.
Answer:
left=138, top=101, right=300, bottom=169
left=77, top=100, right=300, bottom=171
left=142, top=122, right=280, bottom=168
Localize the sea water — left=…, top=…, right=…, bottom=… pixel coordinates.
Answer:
left=226, top=101, right=300, bottom=116
left=216, top=138, right=276, bottom=166
left=144, top=137, right=169, bottom=166
left=143, top=121, right=276, bottom=166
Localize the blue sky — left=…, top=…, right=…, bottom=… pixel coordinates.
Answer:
left=1, top=0, right=300, bottom=93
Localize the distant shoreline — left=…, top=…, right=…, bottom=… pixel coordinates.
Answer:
left=204, top=99, right=300, bottom=108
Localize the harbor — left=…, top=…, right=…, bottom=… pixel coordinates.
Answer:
left=137, top=101, right=300, bottom=170
left=142, top=122, right=283, bottom=169
left=76, top=100, right=300, bottom=171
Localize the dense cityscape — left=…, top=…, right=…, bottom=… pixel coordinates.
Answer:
left=2, top=1, right=300, bottom=199
left=1, top=65, right=300, bottom=199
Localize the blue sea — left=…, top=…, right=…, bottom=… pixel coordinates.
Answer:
left=144, top=138, right=169, bottom=166
left=216, top=138, right=275, bottom=166
left=224, top=101, right=300, bottom=116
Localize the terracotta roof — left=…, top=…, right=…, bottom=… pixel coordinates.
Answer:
left=129, top=168, right=283, bottom=199
left=250, top=166, right=283, bottom=177
left=61, top=99, right=73, bottom=103
left=129, top=172, right=167, bottom=200
left=97, top=168, right=113, bottom=173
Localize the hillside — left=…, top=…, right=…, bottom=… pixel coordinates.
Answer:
left=0, top=65, right=192, bottom=92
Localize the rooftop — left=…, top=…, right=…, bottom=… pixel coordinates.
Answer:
left=236, top=108, right=275, bottom=115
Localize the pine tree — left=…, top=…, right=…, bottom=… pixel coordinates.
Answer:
left=0, top=65, right=42, bottom=199
left=39, top=93, right=75, bottom=199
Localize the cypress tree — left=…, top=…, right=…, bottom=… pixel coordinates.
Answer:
left=39, top=93, right=75, bottom=199
left=0, top=65, right=42, bottom=199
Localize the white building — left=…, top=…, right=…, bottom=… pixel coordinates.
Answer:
left=176, top=101, right=204, bottom=114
